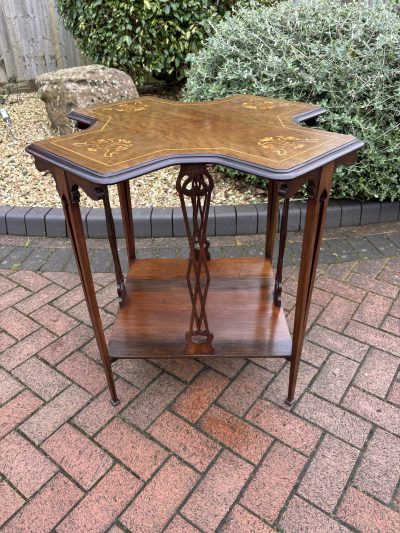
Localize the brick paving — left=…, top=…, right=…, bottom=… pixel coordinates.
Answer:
left=0, top=222, right=399, bottom=532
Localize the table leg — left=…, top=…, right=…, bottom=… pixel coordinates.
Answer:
left=176, top=164, right=214, bottom=355
left=287, top=163, right=334, bottom=405
left=274, top=195, right=289, bottom=307
left=117, top=181, right=136, bottom=264
left=54, top=169, right=119, bottom=405
left=265, top=180, right=280, bottom=260
left=103, top=187, right=127, bottom=306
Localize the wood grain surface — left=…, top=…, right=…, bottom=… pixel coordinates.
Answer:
left=108, top=257, right=292, bottom=360
left=27, top=95, right=362, bottom=183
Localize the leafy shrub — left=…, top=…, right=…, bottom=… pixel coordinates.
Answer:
left=57, top=1, right=281, bottom=84
left=184, top=0, right=400, bottom=201
left=58, top=0, right=219, bottom=83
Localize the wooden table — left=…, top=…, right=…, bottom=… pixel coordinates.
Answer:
left=27, top=95, right=363, bottom=405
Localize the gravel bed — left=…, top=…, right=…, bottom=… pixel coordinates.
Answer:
left=0, top=92, right=267, bottom=209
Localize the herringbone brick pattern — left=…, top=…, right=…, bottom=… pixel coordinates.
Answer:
left=0, top=254, right=399, bottom=531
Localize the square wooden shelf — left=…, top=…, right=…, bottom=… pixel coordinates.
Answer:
left=108, top=257, right=292, bottom=360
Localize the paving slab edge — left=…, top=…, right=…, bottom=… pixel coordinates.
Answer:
left=0, top=200, right=399, bottom=239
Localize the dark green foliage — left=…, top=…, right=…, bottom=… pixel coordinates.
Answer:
left=184, top=0, right=400, bottom=201
left=57, top=0, right=219, bottom=83
left=57, top=1, right=280, bottom=84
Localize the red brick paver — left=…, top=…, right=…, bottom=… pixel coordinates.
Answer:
left=337, top=487, right=400, bottom=532
left=182, top=450, right=252, bottom=532
left=0, top=480, right=25, bottom=526
left=241, top=441, right=306, bottom=523
left=0, top=256, right=399, bottom=530
left=96, top=417, right=168, bottom=480
left=0, top=431, right=57, bottom=497
left=298, top=434, right=359, bottom=512
left=200, top=404, right=272, bottom=464
left=247, top=399, right=321, bottom=455
left=121, top=457, right=199, bottom=532
left=57, top=464, right=141, bottom=533
left=42, top=423, right=112, bottom=489
left=222, top=505, right=275, bottom=532
left=173, top=368, right=229, bottom=422
left=280, top=496, right=350, bottom=532
left=2, top=473, right=83, bottom=532
left=353, top=428, right=400, bottom=504
left=148, top=410, right=220, bottom=472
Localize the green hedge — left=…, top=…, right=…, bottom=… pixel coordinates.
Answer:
left=184, top=0, right=400, bottom=202
left=57, top=1, right=280, bottom=84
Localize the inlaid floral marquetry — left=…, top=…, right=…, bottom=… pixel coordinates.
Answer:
left=27, top=94, right=362, bottom=183
left=101, top=101, right=149, bottom=113
left=242, top=98, right=291, bottom=110
left=258, top=135, right=318, bottom=156
left=73, top=138, right=133, bottom=158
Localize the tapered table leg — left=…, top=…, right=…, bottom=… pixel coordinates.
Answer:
left=103, top=187, right=127, bottom=306
left=287, top=163, right=334, bottom=404
left=117, top=181, right=136, bottom=264
left=265, top=180, right=280, bottom=261
left=54, top=168, right=119, bottom=405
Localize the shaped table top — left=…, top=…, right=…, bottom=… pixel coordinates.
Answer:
left=27, top=95, right=363, bottom=184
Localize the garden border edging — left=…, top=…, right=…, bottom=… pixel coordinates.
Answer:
left=0, top=200, right=399, bottom=239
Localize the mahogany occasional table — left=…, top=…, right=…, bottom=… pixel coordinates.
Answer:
left=27, top=95, right=363, bottom=406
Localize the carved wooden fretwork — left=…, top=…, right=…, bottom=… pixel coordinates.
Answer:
left=176, top=164, right=214, bottom=355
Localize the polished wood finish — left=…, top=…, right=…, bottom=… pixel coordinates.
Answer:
left=287, top=163, right=335, bottom=404
left=108, top=258, right=292, bottom=360
left=176, top=164, right=214, bottom=355
left=52, top=168, right=119, bottom=405
left=26, top=95, right=363, bottom=405
left=103, top=187, right=126, bottom=306
left=26, top=95, right=362, bottom=183
left=274, top=196, right=289, bottom=307
left=117, top=181, right=136, bottom=264
left=265, top=179, right=279, bottom=261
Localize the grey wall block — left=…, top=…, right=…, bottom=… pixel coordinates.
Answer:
left=256, top=204, right=267, bottom=234
left=380, top=201, right=400, bottom=223
left=111, top=208, right=124, bottom=238
left=87, top=208, right=106, bottom=238
left=152, top=207, right=173, bottom=237
left=80, top=207, right=91, bottom=238
left=173, top=207, right=191, bottom=237
left=207, top=207, right=216, bottom=237
left=6, top=206, right=32, bottom=235
left=300, top=200, right=341, bottom=230
left=341, top=200, right=361, bottom=227
left=25, top=207, right=51, bottom=236
left=214, top=205, right=236, bottom=236
left=289, top=202, right=301, bottom=232
left=236, top=204, right=257, bottom=235
left=133, top=207, right=152, bottom=238
left=66, top=208, right=91, bottom=238
left=0, top=206, right=13, bottom=234
left=256, top=203, right=282, bottom=234
left=325, top=200, right=342, bottom=229
left=361, top=202, right=381, bottom=225
left=173, top=206, right=215, bottom=237
left=86, top=208, right=122, bottom=239
left=45, top=208, right=67, bottom=237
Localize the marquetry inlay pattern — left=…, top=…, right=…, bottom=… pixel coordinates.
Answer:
left=28, top=95, right=358, bottom=177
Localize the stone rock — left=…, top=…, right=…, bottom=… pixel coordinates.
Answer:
left=36, top=64, right=138, bottom=134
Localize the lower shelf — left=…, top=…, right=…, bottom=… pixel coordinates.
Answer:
left=108, top=257, right=292, bottom=359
